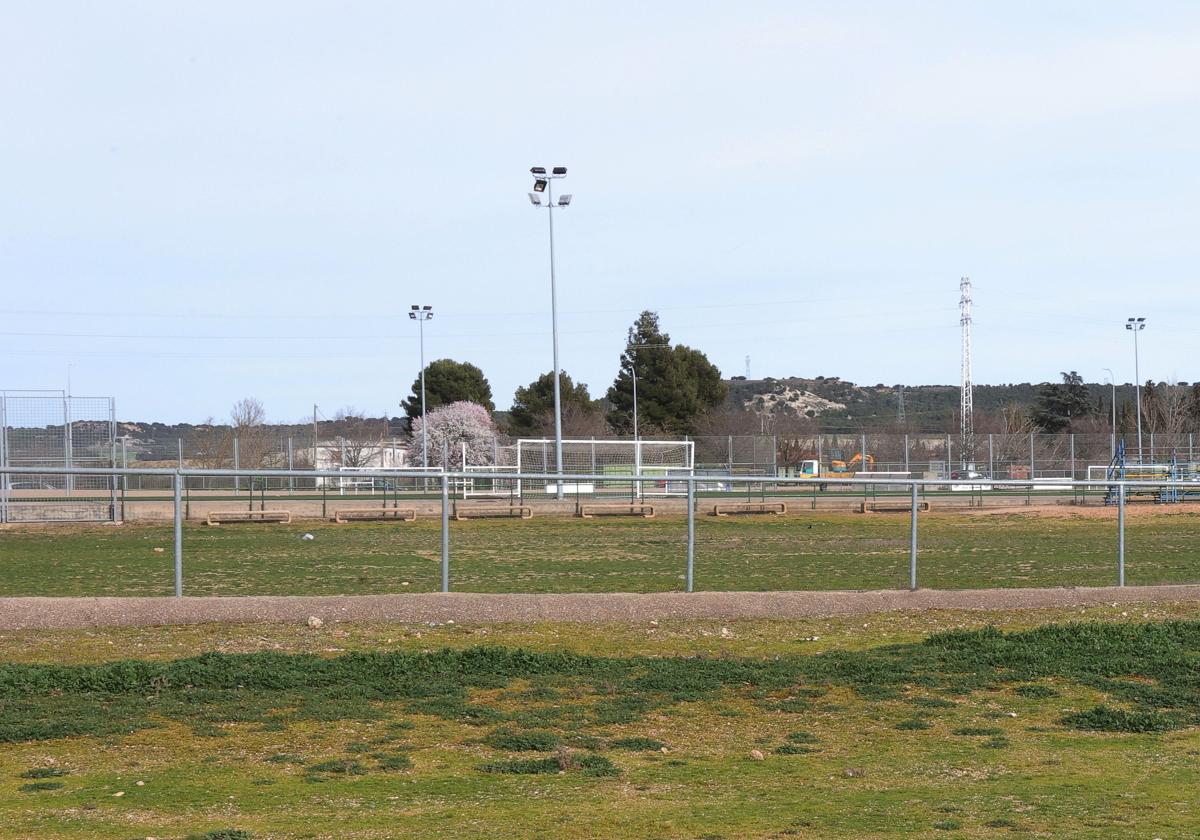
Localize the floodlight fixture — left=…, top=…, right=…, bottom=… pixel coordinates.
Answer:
left=528, top=193, right=543, bottom=206
left=551, top=166, right=567, bottom=175
left=557, top=194, right=572, bottom=206
left=533, top=178, right=547, bottom=192
left=530, top=166, right=546, bottom=175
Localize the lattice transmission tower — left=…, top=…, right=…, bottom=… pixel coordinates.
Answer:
left=959, top=276, right=974, bottom=469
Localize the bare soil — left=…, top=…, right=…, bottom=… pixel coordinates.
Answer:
left=4, top=584, right=1200, bottom=629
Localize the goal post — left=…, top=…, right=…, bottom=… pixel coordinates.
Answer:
left=521, top=439, right=693, bottom=498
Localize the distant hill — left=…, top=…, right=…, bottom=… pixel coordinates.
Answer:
left=726, top=376, right=1141, bottom=432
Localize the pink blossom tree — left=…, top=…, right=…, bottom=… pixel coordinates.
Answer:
left=410, top=401, right=498, bottom=469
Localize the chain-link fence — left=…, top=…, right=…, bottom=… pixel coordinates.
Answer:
left=0, top=391, right=117, bottom=522
left=3, top=465, right=1193, bottom=596
left=774, top=432, right=1198, bottom=480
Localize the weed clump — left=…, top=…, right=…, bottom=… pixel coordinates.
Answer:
left=307, top=759, right=368, bottom=776
left=19, top=767, right=67, bottom=778
left=374, top=753, right=413, bottom=771
left=484, top=728, right=560, bottom=751
left=481, top=750, right=618, bottom=777
left=774, top=744, right=815, bottom=755
left=608, top=737, right=664, bottom=751
left=1061, top=706, right=1174, bottom=733
left=895, top=718, right=931, bottom=731
left=1014, top=684, right=1058, bottom=699
left=19, top=781, right=64, bottom=792
left=785, top=731, right=818, bottom=744
left=185, top=832, right=252, bottom=840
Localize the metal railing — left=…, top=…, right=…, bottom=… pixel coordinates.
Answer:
left=2, top=465, right=1182, bottom=598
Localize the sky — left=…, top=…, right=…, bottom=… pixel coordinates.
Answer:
left=2, top=1, right=1198, bottom=424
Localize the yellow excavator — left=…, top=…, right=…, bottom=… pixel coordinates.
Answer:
left=830, top=450, right=875, bottom=473
left=796, top=449, right=875, bottom=490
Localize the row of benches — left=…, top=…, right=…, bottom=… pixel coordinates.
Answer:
left=205, top=500, right=930, bottom=525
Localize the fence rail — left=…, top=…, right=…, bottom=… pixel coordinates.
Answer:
left=2, top=465, right=1182, bottom=598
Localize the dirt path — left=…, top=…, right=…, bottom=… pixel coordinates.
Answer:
left=3, top=585, right=1200, bottom=629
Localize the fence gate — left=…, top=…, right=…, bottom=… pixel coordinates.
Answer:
left=0, top=391, right=117, bottom=523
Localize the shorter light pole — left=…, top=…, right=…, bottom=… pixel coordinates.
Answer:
left=631, top=366, right=638, bottom=443
left=1103, top=367, right=1116, bottom=459
left=1126, top=317, right=1146, bottom=463
left=410, top=305, right=434, bottom=475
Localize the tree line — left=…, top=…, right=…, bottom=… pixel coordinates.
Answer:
left=400, top=310, right=727, bottom=438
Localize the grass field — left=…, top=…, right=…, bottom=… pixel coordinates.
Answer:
left=2, top=510, right=1200, bottom=596
left=1, top=604, right=1200, bottom=839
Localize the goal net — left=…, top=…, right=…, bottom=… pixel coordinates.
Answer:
left=464, top=439, right=694, bottom=498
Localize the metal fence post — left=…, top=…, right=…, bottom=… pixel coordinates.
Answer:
left=109, top=442, right=118, bottom=522
left=988, top=434, right=994, bottom=478
left=1117, top=482, right=1126, bottom=587
left=686, top=476, right=695, bottom=593
left=1029, top=432, right=1035, bottom=480
left=1069, top=433, right=1076, bottom=480
left=903, top=433, right=909, bottom=474
left=909, top=482, right=918, bottom=590
left=441, top=472, right=450, bottom=593
left=0, top=394, right=7, bottom=525
left=173, top=472, right=183, bottom=597
left=287, top=437, right=294, bottom=492
left=233, top=435, right=240, bottom=492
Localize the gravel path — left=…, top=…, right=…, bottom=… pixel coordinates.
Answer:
left=3, top=585, right=1200, bottom=629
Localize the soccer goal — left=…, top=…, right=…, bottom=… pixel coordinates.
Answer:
left=474, top=439, right=695, bottom=499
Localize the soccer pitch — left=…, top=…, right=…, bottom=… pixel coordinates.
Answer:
left=2, top=509, right=1200, bottom=596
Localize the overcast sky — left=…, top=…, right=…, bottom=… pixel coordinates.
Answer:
left=3, top=2, right=1198, bottom=423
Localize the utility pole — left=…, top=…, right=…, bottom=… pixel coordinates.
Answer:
left=959, top=277, right=974, bottom=470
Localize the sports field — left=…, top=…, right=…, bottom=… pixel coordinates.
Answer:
left=2, top=605, right=1200, bottom=839
left=2, top=508, right=1199, bottom=596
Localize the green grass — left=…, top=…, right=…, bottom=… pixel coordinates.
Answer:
left=2, top=615, right=1200, bottom=836
left=4, top=509, right=1200, bottom=596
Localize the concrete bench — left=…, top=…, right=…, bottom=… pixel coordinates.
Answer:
left=712, top=502, right=787, bottom=517
left=859, top=501, right=931, bottom=513
left=453, top=503, right=533, bottom=521
left=334, top=508, right=416, bottom=523
left=579, top=503, right=655, bottom=519
left=206, top=510, right=292, bottom=525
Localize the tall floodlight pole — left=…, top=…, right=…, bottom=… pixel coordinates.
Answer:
left=528, top=166, right=571, bottom=499
left=959, top=277, right=974, bottom=470
left=410, top=305, right=434, bottom=474
left=1126, top=317, right=1146, bottom=463
left=1103, top=367, right=1116, bottom=459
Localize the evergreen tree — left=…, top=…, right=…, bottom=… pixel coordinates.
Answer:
left=508, top=371, right=598, bottom=437
left=1032, top=371, right=1094, bottom=432
left=402, top=359, right=494, bottom=422
left=606, top=311, right=727, bottom=435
